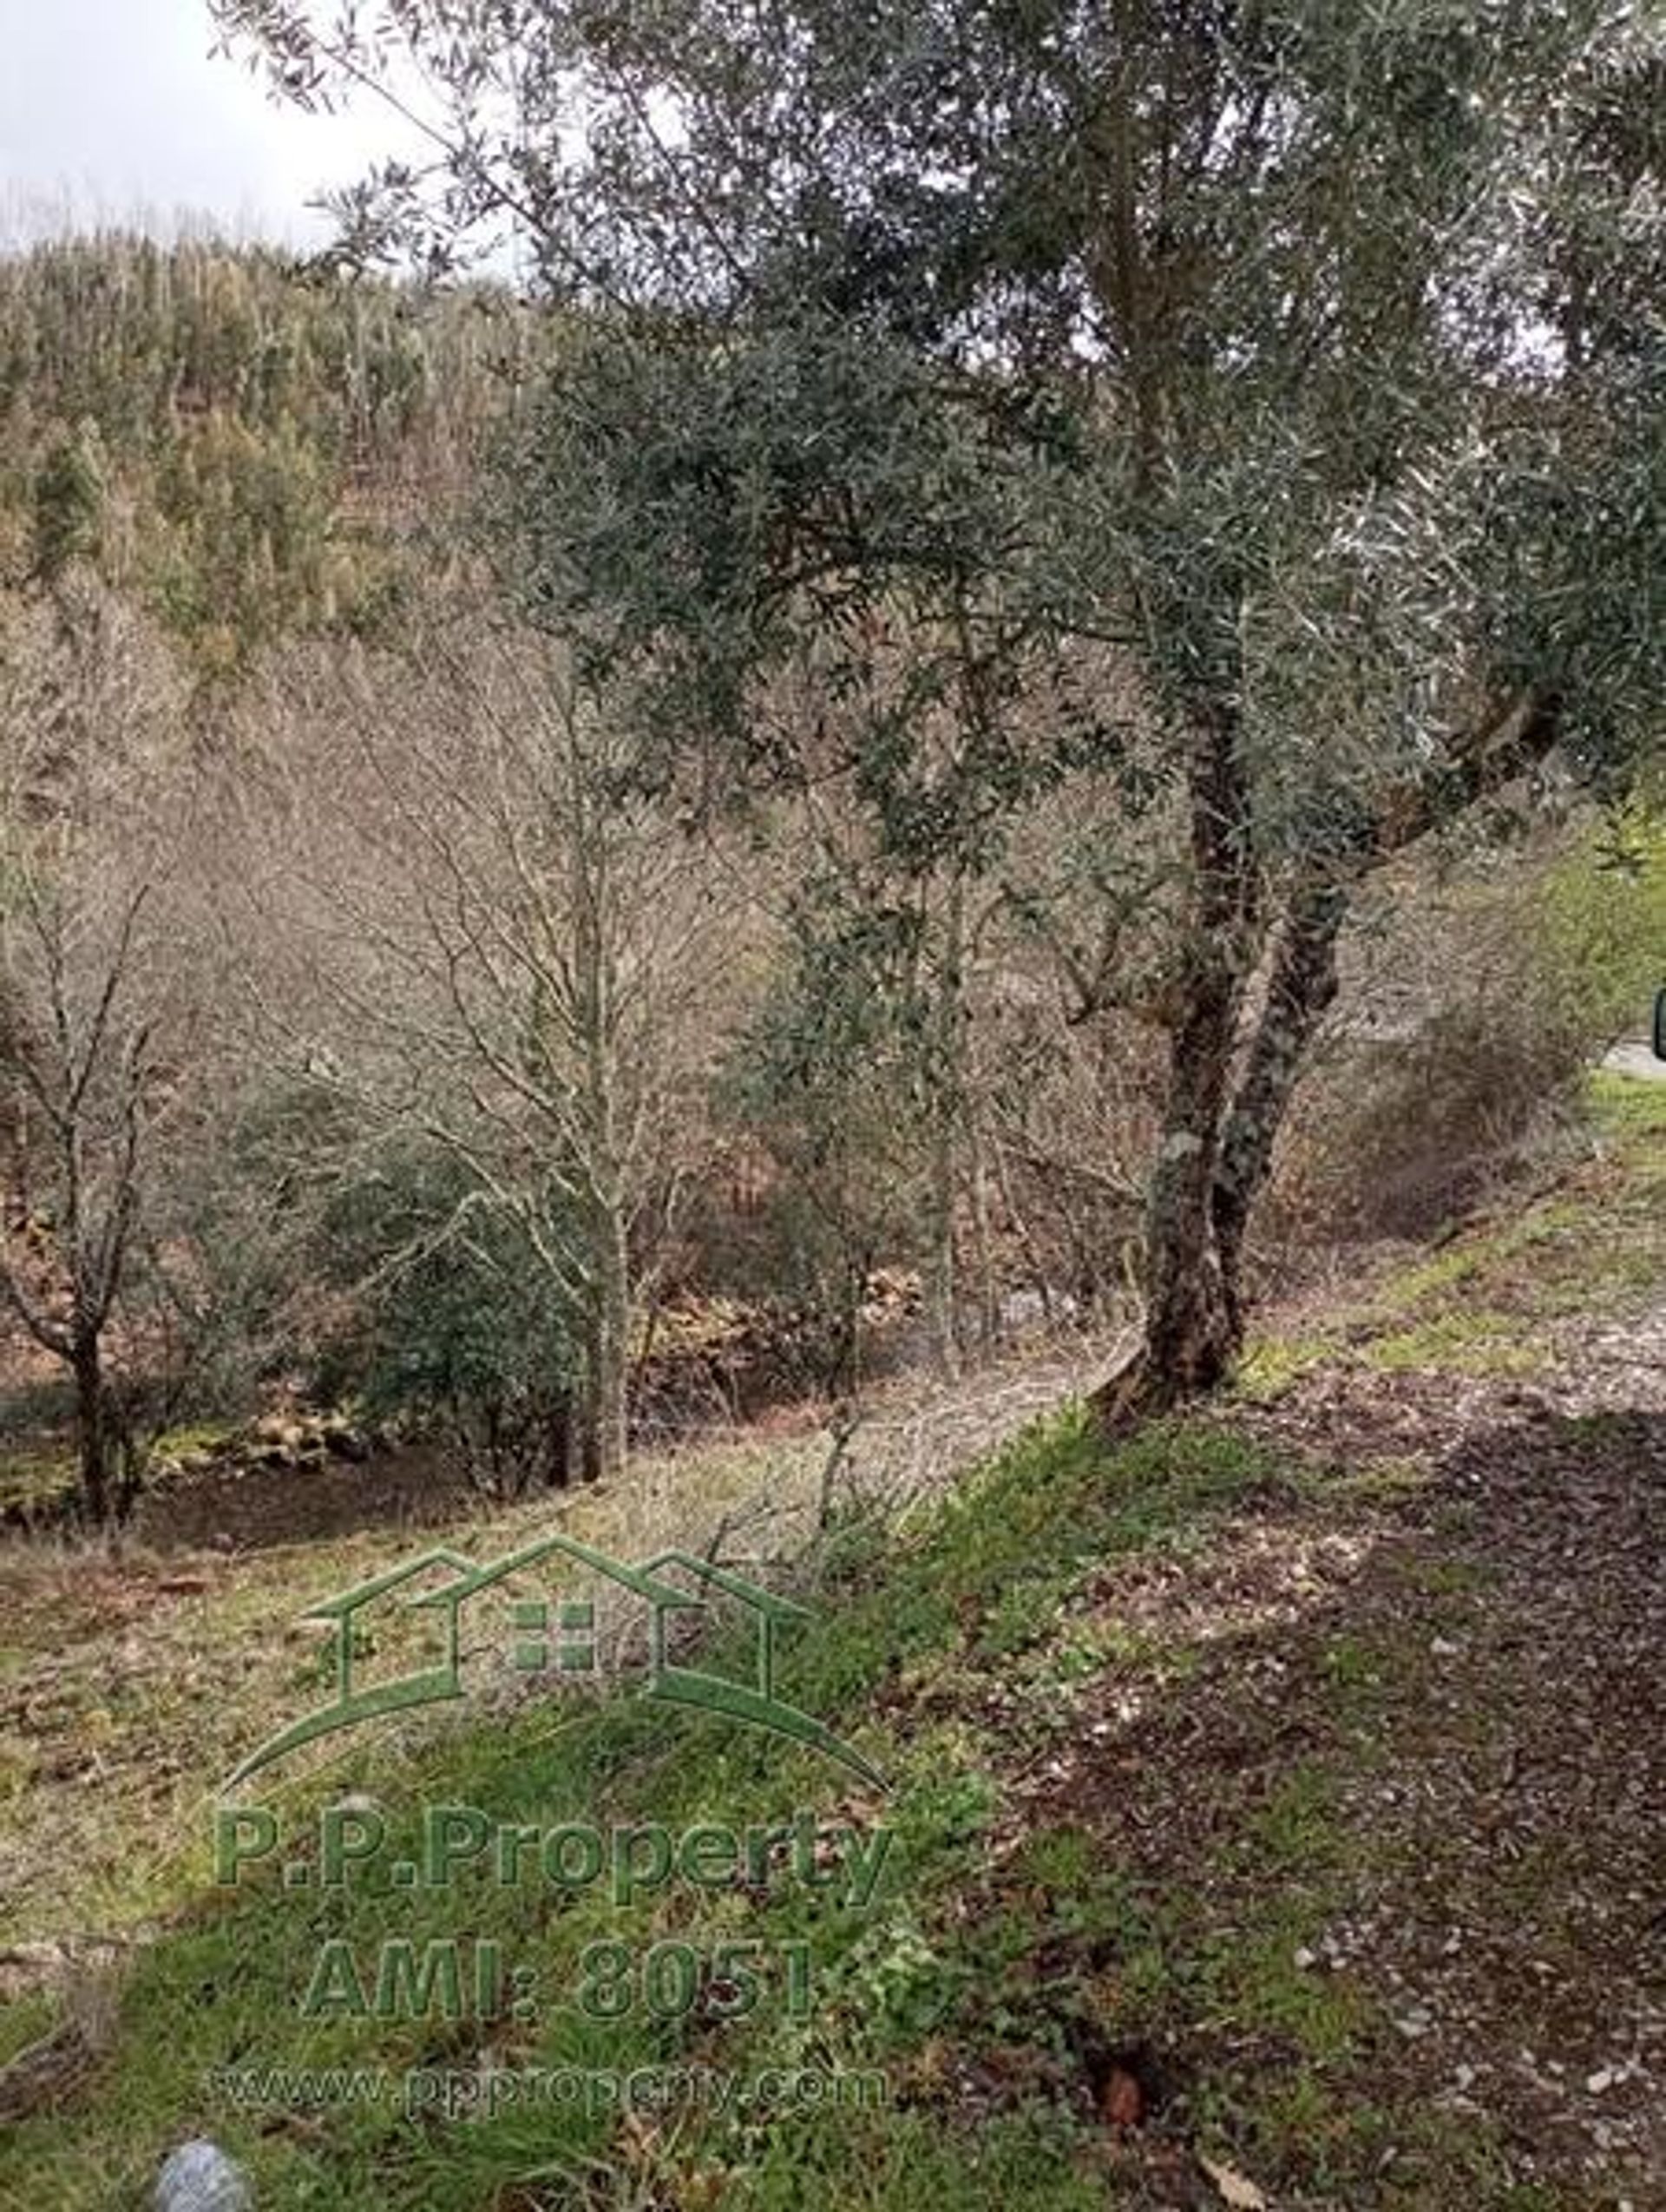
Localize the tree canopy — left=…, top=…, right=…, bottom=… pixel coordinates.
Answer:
left=215, top=0, right=1663, bottom=1403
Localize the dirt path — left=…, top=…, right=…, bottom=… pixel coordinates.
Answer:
left=1015, top=1296, right=1664, bottom=2207
left=1602, top=1038, right=1666, bottom=1084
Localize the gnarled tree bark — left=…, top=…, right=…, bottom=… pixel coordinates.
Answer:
left=1095, top=690, right=1561, bottom=1433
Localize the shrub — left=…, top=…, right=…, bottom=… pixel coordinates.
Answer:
left=1279, top=812, right=1665, bottom=1239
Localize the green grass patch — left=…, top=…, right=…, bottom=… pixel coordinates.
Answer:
left=714, top=2103, right=1110, bottom=2210
left=0, top=1449, right=75, bottom=1516
left=1232, top=1333, right=1335, bottom=1403
left=149, top=1420, right=241, bottom=1462
left=1589, top=1065, right=1666, bottom=1141
left=1365, top=1310, right=1547, bottom=1376
left=1353, top=1067, right=1664, bottom=1354
left=0, top=1408, right=1285, bottom=2212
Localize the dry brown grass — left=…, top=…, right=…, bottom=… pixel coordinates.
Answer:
left=0, top=1322, right=1118, bottom=1965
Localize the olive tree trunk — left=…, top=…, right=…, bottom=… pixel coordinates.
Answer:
left=1098, top=691, right=1559, bottom=1430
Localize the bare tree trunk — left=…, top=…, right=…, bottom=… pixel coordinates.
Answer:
left=926, top=1116, right=960, bottom=1379
left=967, top=1109, right=1001, bottom=1349
left=925, top=871, right=969, bottom=1376
left=581, top=1200, right=631, bottom=1482
left=1105, top=883, right=1346, bottom=1422
left=1096, top=693, right=1559, bottom=1432
left=71, top=1335, right=112, bottom=1527
left=1135, top=970, right=1243, bottom=1410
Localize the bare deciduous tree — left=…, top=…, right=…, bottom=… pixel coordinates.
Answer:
left=0, top=589, right=200, bottom=1521
left=235, top=610, right=738, bottom=1483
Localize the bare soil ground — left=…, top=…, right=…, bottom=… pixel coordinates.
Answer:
left=993, top=1301, right=1664, bottom=2208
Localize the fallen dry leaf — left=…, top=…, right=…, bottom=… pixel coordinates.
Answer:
left=1197, top=2150, right=1268, bottom=2209
left=1100, top=2064, right=1145, bottom=2129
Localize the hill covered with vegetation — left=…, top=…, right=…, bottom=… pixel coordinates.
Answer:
left=0, top=234, right=528, bottom=669
left=0, top=198, right=1657, bottom=1534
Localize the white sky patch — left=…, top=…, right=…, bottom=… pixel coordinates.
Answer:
left=0, top=0, right=416, bottom=246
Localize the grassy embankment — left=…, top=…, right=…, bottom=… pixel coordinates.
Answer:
left=0, top=1071, right=1661, bottom=2211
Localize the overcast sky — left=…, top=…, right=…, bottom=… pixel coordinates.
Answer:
left=0, top=0, right=411, bottom=246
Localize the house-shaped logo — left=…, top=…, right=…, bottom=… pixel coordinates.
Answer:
left=224, top=1532, right=887, bottom=1794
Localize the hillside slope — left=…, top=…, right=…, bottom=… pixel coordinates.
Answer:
left=0, top=1072, right=1661, bottom=2212
left=0, top=235, right=528, bottom=668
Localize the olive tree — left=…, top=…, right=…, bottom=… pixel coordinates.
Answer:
left=217, top=0, right=1664, bottom=1413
